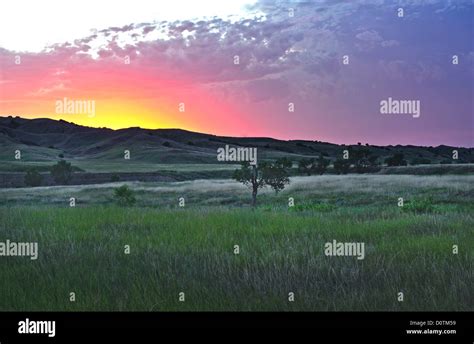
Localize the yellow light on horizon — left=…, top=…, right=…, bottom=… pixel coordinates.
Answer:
left=4, top=99, right=188, bottom=130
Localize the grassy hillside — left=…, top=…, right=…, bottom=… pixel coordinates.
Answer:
left=1, top=116, right=473, bottom=170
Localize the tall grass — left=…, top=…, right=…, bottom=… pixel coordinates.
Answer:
left=0, top=204, right=471, bottom=311
left=0, top=175, right=472, bottom=311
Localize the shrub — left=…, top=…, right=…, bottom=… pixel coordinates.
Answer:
left=275, top=157, right=292, bottom=168
left=333, top=159, right=351, bottom=174
left=401, top=198, right=435, bottom=214
left=385, top=153, right=407, bottom=166
left=113, top=185, right=136, bottom=206
left=24, top=169, right=43, bottom=187
left=51, top=160, right=73, bottom=185
left=298, top=158, right=315, bottom=176
left=410, top=158, right=431, bottom=165
left=315, top=155, right=330, bottom=175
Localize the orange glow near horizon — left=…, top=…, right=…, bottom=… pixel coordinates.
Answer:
left=0, top=89, right=250, bottom=135
left=0, top=54, right=248, bottom=134
left=1, top=99, right=184, bottom=130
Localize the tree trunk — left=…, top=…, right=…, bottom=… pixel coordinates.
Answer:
left=252, top=188, right=257, bottom=207
left=251, top=165, right=258, bottom=207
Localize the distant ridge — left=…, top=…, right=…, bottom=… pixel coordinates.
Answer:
left=0, top=116, right=473, bottom=164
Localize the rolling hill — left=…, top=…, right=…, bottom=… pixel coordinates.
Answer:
left=1, top=116, right=473, bottom=167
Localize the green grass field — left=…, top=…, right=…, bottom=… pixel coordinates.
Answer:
left=0, top=174, right=473, bottom=311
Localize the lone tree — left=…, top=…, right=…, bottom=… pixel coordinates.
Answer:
left=233, top=160, right=290, bottom=206
left=233, top=162, right=265, bottom=207
left=24, top=168, right=43, bottom=187
left=51, top=160, right=73, bottom=185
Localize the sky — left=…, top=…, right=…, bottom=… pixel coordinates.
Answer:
left=0, top=0, right=473, bottom=146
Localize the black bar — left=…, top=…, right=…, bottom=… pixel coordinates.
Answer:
left=0, top=312, right=472, bottom=342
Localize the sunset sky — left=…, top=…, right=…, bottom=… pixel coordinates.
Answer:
left=0, top=0, right=472, bottom=146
